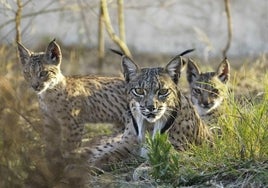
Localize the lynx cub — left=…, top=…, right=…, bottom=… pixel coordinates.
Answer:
left=187, top=58, right=230, bottom=124
left=83, top=53, right=212, bottom=169
left=17, top=40, right=129, bottom=155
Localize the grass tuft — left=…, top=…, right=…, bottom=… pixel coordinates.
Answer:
left=146, top=73, right=268, bottom=187
left=146, top=131, right=180, bottom=184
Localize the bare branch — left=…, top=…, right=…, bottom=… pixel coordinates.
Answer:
left=22, top=0, right=32, bottom=7
left=15, top=0, right=22, bottom=43
left=0, top=7, right=73, bottom=30
left=223, top=0, right=232, bottom=58
left=5, top=107, right=34, bottom=128
left=117, top=0, right=125, bottom=42
left=101, top=0, right=132, bottom=57
left=0, top=0, right=16, bottom=14
left=98, top=4, right=105, bottom=72
left=77, top=0, right=91, bottom=43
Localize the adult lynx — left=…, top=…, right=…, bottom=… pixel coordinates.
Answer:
left=83, top=53, right=212, bottom=169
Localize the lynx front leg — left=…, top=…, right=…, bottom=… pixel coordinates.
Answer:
left=43, top=112, right=84, bottom=157
left=60, top=115, right=85, bottom=156
left=42, top=115, right=66, bottom=179
left=70, top=119, right=141, bottom=170
left=89, top=135, right=140, bottom=170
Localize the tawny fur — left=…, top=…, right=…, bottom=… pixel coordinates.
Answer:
left=17, top=40, right=129, bottom=157
left=83, top=53, right=213, bottom=170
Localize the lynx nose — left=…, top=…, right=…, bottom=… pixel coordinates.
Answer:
left=202, top=100, right=213, bottom=108
left=32, top=83, right=39, bottom=90
left=203, top=103, right=209, bottom=108
left=147, top=105, right=156, bottom=112
left=201, top=97, right=211, bottom=108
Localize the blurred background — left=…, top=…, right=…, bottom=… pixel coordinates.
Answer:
left=0, top=1, right=268, bottom=187
left=1, top=0, right=267, bottom=59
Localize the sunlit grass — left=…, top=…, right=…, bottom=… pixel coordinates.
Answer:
left=146, top=73, right=268, bottom=187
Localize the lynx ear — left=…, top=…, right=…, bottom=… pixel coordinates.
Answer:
left=121, top=56, right=139, bottom=83
left=217, top=58, right=230, bottom=83
left=165, top=56, right=187, bottom=84
left=17, top=42, right=31, bottom=65
left=45, top=39, right=62, bottom=65
left=186, top=58, right=200, bottom=84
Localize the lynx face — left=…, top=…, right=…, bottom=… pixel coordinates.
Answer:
left=122, top=55, right=186, bottom=139
left=187, top=58, right=230, bottom=116
left=127, top=69, right=176, bottom=123
left=18, top=40, right=62, bottom=94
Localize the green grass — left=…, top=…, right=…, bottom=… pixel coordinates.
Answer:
left=146, top=132, right=180, bottom=184
left=146, top=75, right=268, bottom=187
left=0, top=43, right=267, bottom=187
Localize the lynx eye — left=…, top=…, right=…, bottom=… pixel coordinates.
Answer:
left=158, top=88, right=169, bottom=97
left=132, top=88, right=145, bottom=97
left=193, top=88, right=201, bottom=95
left=210, top=89, right=219, bottom=97
left=39, top=70, right=48, bottom=78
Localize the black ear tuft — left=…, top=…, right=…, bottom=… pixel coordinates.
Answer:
left=110, top=49, right=124, bottom=56
left=121, top=56, right=139, bottom=83
left=46, top=39, right=62, bottom=65
left=179, top=48, right=195, bottom=56
left=186, top=58, right=200, bottom=84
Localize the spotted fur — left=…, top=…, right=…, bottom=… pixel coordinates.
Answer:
left=17, top=40, right=129, bottom=156
left=84, top=53, right=213, bottom=170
